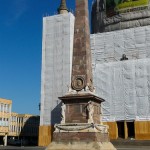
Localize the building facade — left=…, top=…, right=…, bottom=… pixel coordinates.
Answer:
left=91, top=27, right=150, bottom=139
left=9, top=112, right=18, bottom=137
left=91, top=0, right=150, bottom=140
left=0, top=98, right=12, bottom=145
left=9, top=113, right=39, bottom=145
left=0, top=98, right=39, bottom=146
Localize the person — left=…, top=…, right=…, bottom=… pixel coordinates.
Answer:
left=120, top=54, right=128, bottom=61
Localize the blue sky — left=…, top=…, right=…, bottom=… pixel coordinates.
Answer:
left=0, top=0, right=93, bottom=115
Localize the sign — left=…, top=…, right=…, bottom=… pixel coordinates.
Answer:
left=106, top=0, right=149, bottom=17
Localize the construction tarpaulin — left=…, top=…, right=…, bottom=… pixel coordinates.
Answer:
left=94, top=59, right=150, bottom=121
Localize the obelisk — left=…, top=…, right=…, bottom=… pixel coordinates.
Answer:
left=59, top=0, right=105, bottom=125
left=46, top=0, right=116, bottom=149
left=71, top=0, right=93, bottom=92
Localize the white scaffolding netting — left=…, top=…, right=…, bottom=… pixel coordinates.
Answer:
left=91, top=25, right=150, bottom=121
left=40, top=14, right=150, bottom=125
left=40, top=13, right=75, bottom=126
left=91, top=25, right=150, bottom=64
left=94, top=59, right=150, bottom=121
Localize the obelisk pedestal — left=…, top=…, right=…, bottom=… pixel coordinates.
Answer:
left=46, top=91, right=116, bottom=150
left=46, top=0, right=116, bottom=149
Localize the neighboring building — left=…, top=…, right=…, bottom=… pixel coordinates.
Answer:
left=9, top=113, right=39, bottom=145
left=0, top=98, right=39, bottom=146
left=0, top=98, right=12, bottom=145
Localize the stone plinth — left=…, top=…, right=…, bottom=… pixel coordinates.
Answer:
left=44, top=92, right=116, bottom=150
left=53, top=132, right=109, bottom=142
left=46, top=124, right=116, bottom=150
left=59, top=92, right=104, bottom=124
left=46, top=141, right=116, bottom=150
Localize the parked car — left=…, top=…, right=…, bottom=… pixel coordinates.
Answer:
left=8, top=139, right=21, bottom=146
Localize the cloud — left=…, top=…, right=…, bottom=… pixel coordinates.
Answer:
left=13, top=0, right=28, bottom=19
left=5, top=0, right=29, bottom=26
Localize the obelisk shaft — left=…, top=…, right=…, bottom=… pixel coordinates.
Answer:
left=71, top=0, right=93, bottom=92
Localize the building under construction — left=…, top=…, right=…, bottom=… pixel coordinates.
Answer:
left=39, top=0, right=150, bottom=146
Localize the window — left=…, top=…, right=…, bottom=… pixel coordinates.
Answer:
left=3, top=119, right=5, bottom=126
left=0, top=118, right=2, bottom=126
left=5, top=104, right=9, bottom=113
left=6, top=118, right=9, bottom=126
left=4, top=104, right=6, bottom=112
left=1, top=104, right=3, bottom=112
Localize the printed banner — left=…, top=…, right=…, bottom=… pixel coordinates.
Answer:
left=106, top=0, right=149, bottom=17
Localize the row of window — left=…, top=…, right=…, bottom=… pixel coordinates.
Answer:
left=0, top=118, right=9, bottom=126
left=11, top=116, right=22, bottom=122
left=9, top=125, right=22, bottom=132
left=11, top=116, right=39, bottom=124
left=0, top=103, right=11, bottom=113
left=9, top=125, right=38, bottom=134
left=11, top=116, right=28, bottom=123
left=1, top=116, right=39, bottom=125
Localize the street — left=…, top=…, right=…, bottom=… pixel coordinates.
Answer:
left=0, top=145, right=150, bottom=150
left=0, top=146, right=45, bottom=150
left=116, top=146, right=150, bottom=150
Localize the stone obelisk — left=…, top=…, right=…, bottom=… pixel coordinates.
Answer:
left=46, top=0, right=116, bottom=149
left=71, top=0, right=93, bottom=92
left=58, top=0, right=105, bottom=125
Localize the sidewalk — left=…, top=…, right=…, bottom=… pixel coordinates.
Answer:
left=111, top=139, right=150, bottom=146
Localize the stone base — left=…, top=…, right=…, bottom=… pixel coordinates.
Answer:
left=45, top=124, right=116, bottom=150
left=45, top=141, right=116, bottom=150
left=59, top=92, right=104, bottom=124
left=53, top=131, right=109, bottom=143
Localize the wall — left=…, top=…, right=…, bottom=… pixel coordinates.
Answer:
left=135, top=121, right=150, bottom=140
left=94, top=59, right=150, bottom=121
left=39, top=13, right=75, bottom=146
left=91, top=26, right=150, bottom=64
left=103, top=122, right=118, bottom=139
left=40, top=13, right=75, bottom=126
left=38, top=125, right=53, bottom=147
left=91, top=26, right=150, bottom=122
left=0, top=98, right=12, bottom=135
